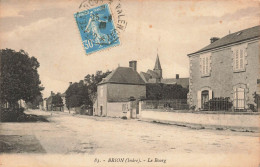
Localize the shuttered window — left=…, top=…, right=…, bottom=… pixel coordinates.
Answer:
left=200, top=53, right=211, bottom=77
left=232, top=44, right=247, bottom=72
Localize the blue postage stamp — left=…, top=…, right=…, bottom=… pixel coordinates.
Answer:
left=74, top=4, right=120, bottom=55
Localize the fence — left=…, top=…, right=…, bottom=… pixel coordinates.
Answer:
left=142, top=99, right=189, bottom=110
left=201, top=97, right=259, bottom=112
left=201, top=97, right=233, bottom=111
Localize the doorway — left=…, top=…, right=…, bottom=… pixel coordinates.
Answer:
left=100, top=106, right=103, bottom=116
left=201, top=90, right=209, bottom=110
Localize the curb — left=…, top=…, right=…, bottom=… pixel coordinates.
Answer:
left=140, top=118, right=259, bottom=133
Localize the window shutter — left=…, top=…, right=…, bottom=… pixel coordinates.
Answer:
left=209, top=90, right=213, bottom=100
left=209, top=55, right=212, bottom=75
left=240, top=49, right=243, bottom=69
left=206, top=57, right=208, bottom=74
left=197, top=91, right=201, bottom=109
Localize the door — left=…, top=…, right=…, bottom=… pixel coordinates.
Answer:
left=100, top=106, right=103, bottom=116
left=233, top=88, right=245, bottom=110
left=136, top=100, right=139, bottom=114
left=201, top=90, right=209, bottom=110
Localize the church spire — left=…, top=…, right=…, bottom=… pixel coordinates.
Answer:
left=154, top=53, right=162, bottom=70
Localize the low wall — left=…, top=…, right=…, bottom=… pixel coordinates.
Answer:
left=107, top=102, right=129, bottom=118
left=140, top=110, right=260, bottom=129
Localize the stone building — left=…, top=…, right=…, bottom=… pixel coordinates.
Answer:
left=93, top=61, right=146, bottom=118
left=187, top=25, right=260, bottom=111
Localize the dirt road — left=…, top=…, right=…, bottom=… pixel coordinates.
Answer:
left=0, top=110, right=259, bottom=167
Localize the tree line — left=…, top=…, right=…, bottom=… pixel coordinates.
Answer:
left=146, top=83, right=189, bottom=100
left=65, top=71, right=111, bottom=110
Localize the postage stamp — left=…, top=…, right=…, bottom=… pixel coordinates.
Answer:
left=74, top=4, right=120, bottom=55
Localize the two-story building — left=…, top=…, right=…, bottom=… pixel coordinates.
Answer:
left=188, top=25, right=260, bottom=111
left=93, top=61, right=146, bottom=117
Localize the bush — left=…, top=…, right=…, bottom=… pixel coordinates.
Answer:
left=190, top=105, right=196, bottom=111
left=0, top=108, right=23, bottom=122
left=0, top=107, right=48, bottom=122
left=248, top=104, right=257, bottom=112
left=121, top=116, right=127, bottom=120
left=74, top=105, right=89, bottom=115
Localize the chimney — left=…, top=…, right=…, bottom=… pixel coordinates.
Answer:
left=51, top=91, right=55, bottom=96
left=210, top=37, right=220, bottom=43
left=69, top=82, right=72, bottom=85
left=129, top=60, right=137, bottom=71
left=176, top=74, right=179, bottom=79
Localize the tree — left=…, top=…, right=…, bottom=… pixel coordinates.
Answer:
left=65, top=81, right=91, bottom=110
left=52, top=94, right=63, bottom=108
left=26, top=94, right=43, bottom=109
left=0, top=49, right=44, bottom=109
left=84, top=70, right=111, bottom=103
left=64, top=70, right=111, bottom=111
left=146, top=83, right=189, bottom=100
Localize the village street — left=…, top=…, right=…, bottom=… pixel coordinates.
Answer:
left=0, top=110, right=259, bottom=167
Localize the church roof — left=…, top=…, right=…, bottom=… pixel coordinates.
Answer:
left=98, top=67, right=145, bottom=85
left=154, top=55, right=162, bottom=70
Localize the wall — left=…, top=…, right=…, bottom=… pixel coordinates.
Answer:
left=141, top=110, right=259, bottom=129
left=189, top=40, right=259, bottom=109
left=106, top=102, right=130, bottom=118
left=96, top=84, right=108, bottom=116
left=107, top=83, right=146, bottom=102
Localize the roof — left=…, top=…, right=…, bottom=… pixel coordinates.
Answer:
left=146, top=69, right=159, bottom=78
left=98, top=67, right=145, bottom=85
left=188, top=25, right=260, bottom=56
left=161, top=78, right=189, bottom=88
left=154, top=55, right=162, bottom=70
left=140, top=72, right=151, bottom=82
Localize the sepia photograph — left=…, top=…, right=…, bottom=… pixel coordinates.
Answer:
left=0, top=0, right=259, bottom=166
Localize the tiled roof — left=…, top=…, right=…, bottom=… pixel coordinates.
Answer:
left=188, top=25, right=260, bottom=56
left=99, top=67, right=145, bottom=85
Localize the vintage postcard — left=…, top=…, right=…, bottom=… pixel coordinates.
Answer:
left=0, top=0, right=259, bottom=167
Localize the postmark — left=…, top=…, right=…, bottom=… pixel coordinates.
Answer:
left=74, top=4, right=120, bottom=55
left=78, top=0, right=127, bottom=35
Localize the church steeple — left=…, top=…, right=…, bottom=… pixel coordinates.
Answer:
left=154, top=54, right=162, bottom=70
left=153, top=53, right=162, bottom=80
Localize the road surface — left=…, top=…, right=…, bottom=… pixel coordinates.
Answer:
left=0, top=110, right=259, bottom=167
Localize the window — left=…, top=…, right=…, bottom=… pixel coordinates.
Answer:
left=232, top=44, right=247, bottom=72
left=233, top=87, right=245, bottom=109
left=200, top=53, right=211, bottom=76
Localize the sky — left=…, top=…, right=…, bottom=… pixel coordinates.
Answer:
left=0, top=0, right=259, bottom=98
